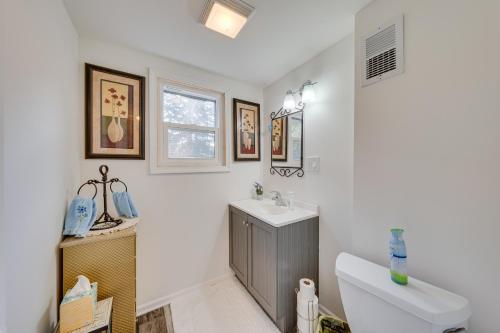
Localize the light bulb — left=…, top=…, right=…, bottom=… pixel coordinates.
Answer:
left=283, top=90, right=295, bottom=110
left=301, top=82, right=316, bottom=103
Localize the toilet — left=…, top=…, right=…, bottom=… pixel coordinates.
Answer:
left=335, top=253, right=471, bottom=333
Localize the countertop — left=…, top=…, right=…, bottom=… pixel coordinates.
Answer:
left=229, top=198, right=319, bottom=227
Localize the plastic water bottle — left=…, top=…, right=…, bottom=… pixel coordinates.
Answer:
left=389, top=228, right=408, bottom=285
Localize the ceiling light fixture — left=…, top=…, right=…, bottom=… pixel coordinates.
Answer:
left=200, top=0, right=255, bottom=39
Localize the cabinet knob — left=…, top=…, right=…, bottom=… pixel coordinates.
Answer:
left=242, top=220, right=245, bottom=225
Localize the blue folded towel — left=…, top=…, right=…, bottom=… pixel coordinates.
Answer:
left=112, top=192, right=138, bottom=218
left=63, top=196, right=97, bottom=238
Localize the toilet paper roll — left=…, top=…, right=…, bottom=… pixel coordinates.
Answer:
left=297, top=316, right=318, bottom=333
left=297, top=293, right=319, bottom=319
left=299, top=278, right=316, bottom=301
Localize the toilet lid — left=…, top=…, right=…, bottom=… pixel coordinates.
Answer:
left=335, top=253, right=471, bottom=326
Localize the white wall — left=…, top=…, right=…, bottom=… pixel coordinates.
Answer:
left=263, top=35, right=355, bottom=318
left=0, top=0, right=6, bottom=329
left=78, top=37, right=263, bottom=310
left=354, top=1, right=500, bottom=332
left=2, top=0, right=80, bottom=331
left=0, top=0, right=6, bottom=328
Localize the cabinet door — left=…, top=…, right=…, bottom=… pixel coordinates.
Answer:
left=229, top=207, right=248, bottom=286
left=247, top=215, right=277, bottom=320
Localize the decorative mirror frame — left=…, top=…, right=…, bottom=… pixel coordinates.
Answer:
left=270, top=105, right=304, bottom=178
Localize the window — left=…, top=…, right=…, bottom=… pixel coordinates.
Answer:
left=150, top=72, right=229, bottom=173
left=163, top=89, right=217, bottom=160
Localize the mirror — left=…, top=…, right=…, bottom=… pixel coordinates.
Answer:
left=270, top=110, right=304, bottom=177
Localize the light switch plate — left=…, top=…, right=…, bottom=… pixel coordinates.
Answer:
left=306, top=156, right=320, bottom=173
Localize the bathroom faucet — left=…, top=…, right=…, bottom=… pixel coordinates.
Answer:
left=270, top=191, right=289, bottom=207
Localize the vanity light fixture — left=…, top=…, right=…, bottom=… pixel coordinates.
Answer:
left=200, top=0, right=255, bottom=39
left=283, top=90, right=296, bottom=110
left=301, top=80, right=316, bottom=103
left=282, top=80, right=318, bottom=111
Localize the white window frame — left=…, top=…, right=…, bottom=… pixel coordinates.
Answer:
left=149, top=68, right=230, bottom=174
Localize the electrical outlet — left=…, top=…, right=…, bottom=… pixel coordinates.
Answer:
left=306, top=156, right=320, bottom=173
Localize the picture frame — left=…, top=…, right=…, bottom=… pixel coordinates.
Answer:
left=272, top=116, right=288, bottom=161
left=233, top=98, right=261, bottom=161
left=85, top=63, right=145, bottom=159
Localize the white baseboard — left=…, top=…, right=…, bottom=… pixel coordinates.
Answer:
left=137, top=273, right=233, bottom=316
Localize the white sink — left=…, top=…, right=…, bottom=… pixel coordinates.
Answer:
left=258, top=203, right=288, bottom=215
left=229, top=198, right=319, bottom=227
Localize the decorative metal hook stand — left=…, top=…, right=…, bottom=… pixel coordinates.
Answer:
left=77, top=165, right=127, bottom=230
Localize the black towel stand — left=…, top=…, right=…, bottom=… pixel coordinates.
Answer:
left=77, top=165, right=128, bottom=230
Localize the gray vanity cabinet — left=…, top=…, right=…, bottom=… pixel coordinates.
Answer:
left=247, top=215, right=278, bottom=319
left=229, top=207, right=248, bottom=284
left=229, top=205, right=319, bottom=333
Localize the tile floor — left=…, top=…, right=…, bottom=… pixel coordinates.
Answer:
left=170, top=276, right=281, bottom=333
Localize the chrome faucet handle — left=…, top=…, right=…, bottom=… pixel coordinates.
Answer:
left=270, top=191, right=289, bottom=207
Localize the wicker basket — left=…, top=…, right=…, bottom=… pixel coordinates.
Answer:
left=315, top=315, right=351, bottom=333
left=60, top=224, right=137, bottom=333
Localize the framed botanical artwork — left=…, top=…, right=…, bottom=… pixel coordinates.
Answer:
left=272, top=117, right=288, bottom=161
left=233, top=98, right=260, bottom=161
left=85, top=63, right=145, bottom=159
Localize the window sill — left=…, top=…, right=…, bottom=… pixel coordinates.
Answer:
left=150, top=165, right=230, bottom=175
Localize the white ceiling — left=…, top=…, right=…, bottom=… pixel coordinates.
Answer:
left=64, top=0, right=371, bottom=87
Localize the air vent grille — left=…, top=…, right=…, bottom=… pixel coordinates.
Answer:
left=366, top=47, right=396, bottom=79
left=361, top=15, right=404, bottom=86
left=366, top=24, right=396, bottom=59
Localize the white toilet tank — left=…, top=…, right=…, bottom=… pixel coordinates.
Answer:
left=335, top=253, right=471, bottom=333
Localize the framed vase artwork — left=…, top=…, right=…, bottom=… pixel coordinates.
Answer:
left=233, top=98, right=261, bottom=161
left=85, top=63, right=145, bottom=159
left=272, top=116, right=287, bottom=161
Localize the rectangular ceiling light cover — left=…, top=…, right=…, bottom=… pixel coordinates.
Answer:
left=200, top=0, right=254, bottom=39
